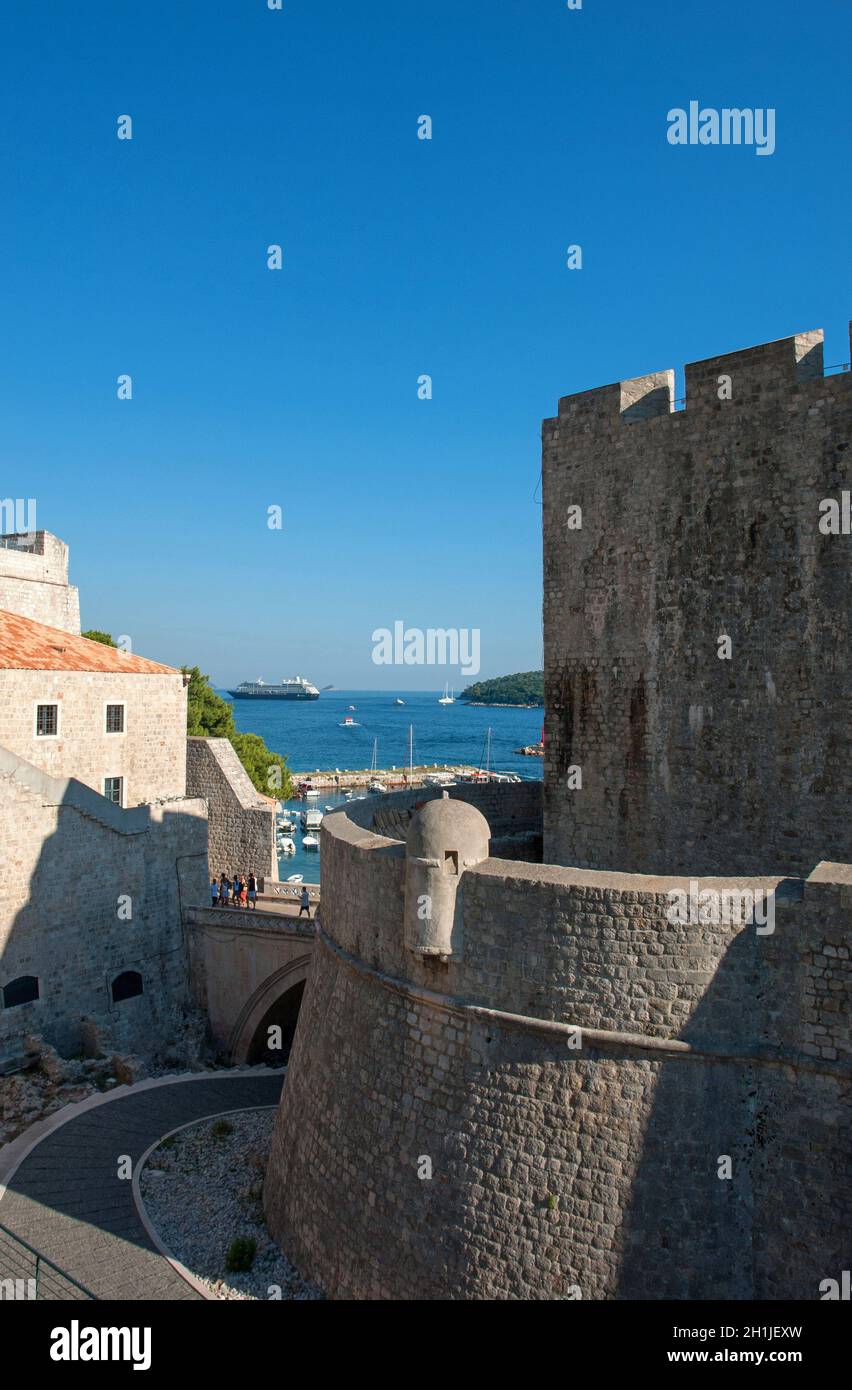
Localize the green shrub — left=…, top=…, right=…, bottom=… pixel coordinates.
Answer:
left=211, top=1118, right=234, bottom=1138
left=225, top=1236, right=256, bottom=1272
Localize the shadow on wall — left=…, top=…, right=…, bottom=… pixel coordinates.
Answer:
left=616, top=882, right=850, bottom=1301
left=0, top=774, right=208, bottom=1061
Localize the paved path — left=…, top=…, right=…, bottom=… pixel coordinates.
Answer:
left=0, top=1070, right=283, bottom=1300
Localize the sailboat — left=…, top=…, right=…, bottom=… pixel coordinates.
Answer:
left=368, top=737, right=387, bottom=794
left=438, top=682, right=454, bottom=705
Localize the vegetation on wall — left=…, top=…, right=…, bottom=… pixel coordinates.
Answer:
left=82, top=629, right=117, bottom=646
left=460, top=671, right=544, bottom=706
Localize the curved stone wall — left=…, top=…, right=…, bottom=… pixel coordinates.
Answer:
left=264, top=786, right=851, bottom=1300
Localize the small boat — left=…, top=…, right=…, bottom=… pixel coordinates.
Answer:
left=339, top=715, right=359, bottom=727
left=324, top=804, right=336, bottom=813
left=286, top=873, right=303, bottom=883
left=394, top=698, right=405, bottom=706
left=302, top=835, right=320, bottom=850
left=347, top=704, right=356, bottom=711
left=438, top=683, right=455, bottom=705
left=301, top=808, right=323, bottom=830
left=278, top=837, right=296, bottom=854
left=368, top=780, right=388, bottom=794
left=304, top=788, right=321, bottom=798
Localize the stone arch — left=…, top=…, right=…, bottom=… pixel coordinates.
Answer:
left=229, top=955, right=312, bottom=1066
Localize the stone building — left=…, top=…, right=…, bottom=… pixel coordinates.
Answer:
left=0, top=532, right=208, bottom=1056
left=263, top=323, right=851, bottom=1300
left=0, top=527, right=280, bottom=1059
left=0, top=610, right=189, bottom=808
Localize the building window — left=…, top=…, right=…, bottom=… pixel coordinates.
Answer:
left=105, top=704, right=125, bottom=734
left=36, top=704, right=58, bottom=737
left=111, top=971, right=143, bottom=1004
left=2, top=976, right=40, bottom=1009
left=104, top=776, right=123, bottom=805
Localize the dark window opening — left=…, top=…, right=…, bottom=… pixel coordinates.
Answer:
left=106, top=704, right=124, bottom=734
left=111, top=970, right=143, bottom=1003
left=444, top=850, right=459, bottom=874
left=36, top=704, right=58, bottom=737
left=3, top=976, right=40, bottom=1008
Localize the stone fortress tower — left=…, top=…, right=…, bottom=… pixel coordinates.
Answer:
left=263, top=325, right=851, bottom=1300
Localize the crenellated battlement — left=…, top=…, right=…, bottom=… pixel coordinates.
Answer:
left=545, top=321, right=850, bottom=433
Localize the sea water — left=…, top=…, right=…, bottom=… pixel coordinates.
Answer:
left=221, top=688, right=543, bottom=882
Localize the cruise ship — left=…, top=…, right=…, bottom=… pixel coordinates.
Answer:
left=227, top=676, right=320, bottom=701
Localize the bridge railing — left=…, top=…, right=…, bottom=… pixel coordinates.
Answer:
left=0, top=1222, right=95, bottom=1300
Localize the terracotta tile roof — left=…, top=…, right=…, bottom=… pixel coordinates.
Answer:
left=0, top=610, right=180, bottom=675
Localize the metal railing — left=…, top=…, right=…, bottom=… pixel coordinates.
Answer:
left=0, top=1222, right=95, bottom=1301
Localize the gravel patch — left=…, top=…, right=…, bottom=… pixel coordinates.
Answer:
left=139, top=1108, right=323, bottom=1300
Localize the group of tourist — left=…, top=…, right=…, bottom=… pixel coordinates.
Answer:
left=211, top=872, right=258, bottom=910
left=210, top=872, right=313, bottom=918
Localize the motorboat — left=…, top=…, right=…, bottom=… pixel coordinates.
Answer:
left=324, top=804, right=336, bottom=812
left=368, top=780, right=388, bottom=794
left=286, top=873, right=303, bottom=883
left=278, top=837, right=296, bottom=854
left=304, top=788, right=321, bottom=798
left=339, top=715, right=359, bottom=727
left=302, top=835, right=320, bottom=851
left=347, top=705, right=356, bottom=711
left=394, top=698, right=405, bottom=705
left=277, top=813, right=297, bottom=833
left=301, top=808, right=323, bottom=830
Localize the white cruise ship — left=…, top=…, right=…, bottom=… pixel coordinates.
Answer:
left=227, top=676, right=320, bottom=701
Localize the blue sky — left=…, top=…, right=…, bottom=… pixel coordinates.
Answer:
left=1, top=0, right=849, bottom=689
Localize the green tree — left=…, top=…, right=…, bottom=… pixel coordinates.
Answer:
left=182, top=666, right=293, bottom=799
left=82, top=629, right=117, bottom=646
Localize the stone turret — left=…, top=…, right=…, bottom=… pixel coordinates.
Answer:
left=404, top=794, right=490, bottom=957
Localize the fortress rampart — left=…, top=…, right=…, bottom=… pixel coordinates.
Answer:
left=0, top=532, right=80, bottom=635
left=543, top=326, right=851, bottom=876
left=264, top=786, right=851, bottom=1300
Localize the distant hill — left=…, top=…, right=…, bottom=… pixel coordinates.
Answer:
left=459, top=671, right=544, bottom=706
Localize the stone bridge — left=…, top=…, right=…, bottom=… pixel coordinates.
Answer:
left=185, top=903, right=317, bottom=1065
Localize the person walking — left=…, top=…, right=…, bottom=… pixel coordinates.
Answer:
left=247, top=872, right=257, bottom=910
left=210, top=877, right=219, bottom=908
left=298, top=886, right=312, bottom=919
left=221, top=874, right=232, bottom=907
left=238, top=875, right=248, bottom=908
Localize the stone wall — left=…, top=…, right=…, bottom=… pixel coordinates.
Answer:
left=0, top=669, right=188, bottom=806
left=0, top=746, right=209, bottom=1058
left=542, top=326, right=852, bottom=876
left=263, top=786, right=851, bottom=1300
left=186, top=737, right=277, bottom=882
left=0, top=533, right=80, bottom=635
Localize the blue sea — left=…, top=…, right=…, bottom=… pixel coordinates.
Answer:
left=220, top=689, right=543, bottom=882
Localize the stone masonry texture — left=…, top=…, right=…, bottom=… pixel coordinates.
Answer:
left=263, top=785, right=850, bottom=1300
left=542, top=326, right=851, bottom=876
left=186, top=737, right=277, bottom=882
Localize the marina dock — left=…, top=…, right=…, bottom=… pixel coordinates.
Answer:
left=291, top=764, right=481, bottom=791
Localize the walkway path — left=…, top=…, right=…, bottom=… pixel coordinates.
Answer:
left=0, top=1069, right=283, bottom=1299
